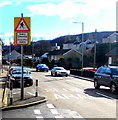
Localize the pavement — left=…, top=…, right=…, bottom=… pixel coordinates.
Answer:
left=0, top=69, right=47, bottom=111
left=0, top=70, right=8, bottom=109
left=70, top=74, right=94, bottom=82
left=0, top=68, right=93, bottom=111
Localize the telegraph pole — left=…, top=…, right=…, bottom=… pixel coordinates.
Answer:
left=94, top=29, right=97, bottom=69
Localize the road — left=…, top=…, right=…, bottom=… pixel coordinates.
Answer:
left=31, top=70, right=117, bottom=119
left=2, top=69, right=118, bottom=119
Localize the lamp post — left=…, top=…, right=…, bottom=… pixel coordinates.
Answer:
left=72, top=22, right=84, bottom=76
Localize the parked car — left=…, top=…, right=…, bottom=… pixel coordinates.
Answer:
left=36, top=64, right=49, bottom=72
left=9, top=66, right=21, bottom=75
left=94, top=65, right=118, bottom=93
left=10, top=68, right=33, bottom=88
left=81, top=67, right=97, bottom=72
left=51, top=67, right=70, bottom=77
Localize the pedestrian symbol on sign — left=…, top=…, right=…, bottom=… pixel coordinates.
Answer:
left=20, top=21, right=25, bottom=29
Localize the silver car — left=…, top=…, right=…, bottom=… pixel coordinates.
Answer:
left=51, top=67, right=70, bottom=77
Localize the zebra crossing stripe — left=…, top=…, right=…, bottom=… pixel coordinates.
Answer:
left=47, top=104, right=55, bottom=109
left=34, top=109, right=41, bottom=115
left=55, top=116, right=64, bottom=118
left=50, top=109, right=59, bottom=114
left=36, top=116, right=43, bottom=118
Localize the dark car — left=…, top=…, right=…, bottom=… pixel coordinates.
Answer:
left=94, top=65, right=118, bottom=93
left=36, top=64, right=49, bottom=72
left=10, top=68, right=33, bottom=88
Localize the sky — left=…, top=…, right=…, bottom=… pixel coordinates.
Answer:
left=0, top=0, right=117, bottom=45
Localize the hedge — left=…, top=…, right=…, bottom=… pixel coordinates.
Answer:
left=70, top=69, right=95, bottom=78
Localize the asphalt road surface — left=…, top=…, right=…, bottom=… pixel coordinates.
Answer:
left=2, top=69, right=118, bottom=119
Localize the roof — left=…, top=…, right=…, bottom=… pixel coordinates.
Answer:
left=48, top=49, right=71, bottom=56
left=48, top=49, right=81, bottom=56
left=4, top=50, right=21, bottom=60
left=106, top=46, right=118, bottom=57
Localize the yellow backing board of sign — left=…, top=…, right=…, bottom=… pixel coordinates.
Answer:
left=14, top=17, right=31, bottom=45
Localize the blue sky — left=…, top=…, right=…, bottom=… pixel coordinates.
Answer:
left=0, top=0, right=117, bottom=45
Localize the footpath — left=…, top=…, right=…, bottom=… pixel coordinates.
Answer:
left=0, top=70, right=8, bottom=108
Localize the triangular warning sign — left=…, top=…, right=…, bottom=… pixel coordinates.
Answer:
left=15, top=18, right=30, bottom=31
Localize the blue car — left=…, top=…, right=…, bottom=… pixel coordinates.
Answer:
left=36, top=64, right=49, bottom=72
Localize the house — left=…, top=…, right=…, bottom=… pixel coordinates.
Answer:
left=102, top=32, right=118, bottom=43
left=3, top=50, right=21, bottom=61
left=106, top=46, right=118, bottom=65
left=63, top=39, right=94, bottom=53
left=48, top=49, right=81, bottom=68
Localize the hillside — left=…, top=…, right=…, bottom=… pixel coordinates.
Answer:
left=50, top=31, right=116, bottom=47
left=3, top=31, right=117, bottom=54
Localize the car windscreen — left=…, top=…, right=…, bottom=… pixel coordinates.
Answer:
left=111, top=68, right=118, bottom=75
left=55, top=68, right=64, bottom=70
left=12, top=70, right=28, bottom=74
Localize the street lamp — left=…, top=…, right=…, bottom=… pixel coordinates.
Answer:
left=72, top=22, right=84, bottom=76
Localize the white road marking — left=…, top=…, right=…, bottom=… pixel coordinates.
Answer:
left=27, top=92, right=35, bottom=96
left=47, top=104, right=55, bottom=109
left=55, top=115, right=64, bottom=118
left=96, top=92, right=114, bottom=100
left=36, top=116, right=43, bottom=118
left=54, top=93, right=95, bottom=100
left=34, top=109, right=41, bottom=115
left=72, top=116, right=80, bottom=118
left=50, top=109, right=59, bottom=114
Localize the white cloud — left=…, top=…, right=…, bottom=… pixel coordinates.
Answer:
left=26, top=0, right=117, bottom=19
left=16, top=1, right=21, bottom=6
left=0, top=1, right=12, bottom=7
left=0, top=32, right=14, bottom=45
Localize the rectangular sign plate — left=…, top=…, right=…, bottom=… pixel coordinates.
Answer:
left=17, top=32, right=28, bottom=44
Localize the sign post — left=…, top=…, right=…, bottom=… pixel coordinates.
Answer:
left=14, top=14, right=31, bottom=45
left=14, top=13, right=31, bottom=100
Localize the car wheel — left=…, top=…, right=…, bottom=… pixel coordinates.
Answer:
left=51, top=72, right=53, bottom=76
left=94, top=80, right=100, bottom=89
left=110, top=83, right=117, bottom=93
left=65, top=74, right=68, bottom=77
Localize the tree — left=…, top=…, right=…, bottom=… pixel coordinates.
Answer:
left=41, top=57, right=50, bottom=65
left=35, top=41, right=51, bottom=54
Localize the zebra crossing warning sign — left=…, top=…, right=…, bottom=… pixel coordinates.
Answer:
left=15, top=17, right=30, bottom=32
left=14, top=17, right=31, bottom=45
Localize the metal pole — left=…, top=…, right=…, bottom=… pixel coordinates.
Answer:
left=10, top=81, right=13, bottom=105
left=32, top=39, right=34, bottom=68
left=21, top=13, right=24, bottom=100
left=81, top=22, right=84, bottom=76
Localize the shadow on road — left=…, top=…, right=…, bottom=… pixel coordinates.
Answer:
left=84, top=88, right=118, bottom=100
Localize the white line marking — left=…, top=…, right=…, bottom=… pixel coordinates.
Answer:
left=47, top=104, right=55, bottom=109
left=96, top=92, right=114, bottom=100
left=55, top=116, right=64, bottom=118
left=27, top=92, right=35, bottom=96
left=36, top=116, right=43, bottom=118
left=72, top=115, right=81, bottom=118
left=34, top=109, right=41, bottom=114
left=50, top=109, right=59, bottom=114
